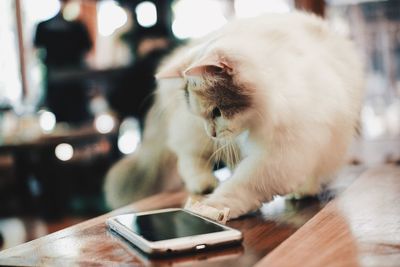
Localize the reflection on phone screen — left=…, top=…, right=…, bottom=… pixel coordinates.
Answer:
left=116, top=210, right=226, bottom=241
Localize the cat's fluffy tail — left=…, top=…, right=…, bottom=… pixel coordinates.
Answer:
left=103, top=101, right=181, bottom=209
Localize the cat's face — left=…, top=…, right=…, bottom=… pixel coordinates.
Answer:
left=185, top=66, right=252, bottom=140
left=156, top=50, right=253, bottom=140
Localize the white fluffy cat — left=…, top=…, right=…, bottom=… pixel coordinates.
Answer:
left=104, top=12, right=364, bottom=219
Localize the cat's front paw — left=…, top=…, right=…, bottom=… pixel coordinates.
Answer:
left=202, top=194, right=261, bottom=219
left=185, top=174, right=219, bottom=195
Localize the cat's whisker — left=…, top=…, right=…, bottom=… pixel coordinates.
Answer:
left=229, top=144, right=234, bottom=168
left=231, top=141, right=239, bottom=167
left=219, top=141, right=229, bottom=162
left=217, top=141, right=224, bottom=166
left=221, top=141, right=228, bottom=168
left=231, top=142, right=238, bottom=167
left=208, top=142, right=216, bottom=167
left=226, top=142, right=233, bottom=169
left=208, top=140, right=228, bottom=167
left=218, top=141, right=225, bottom=164
left=210, top=141, right=216, bottom=163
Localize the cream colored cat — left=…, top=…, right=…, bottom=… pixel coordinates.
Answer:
left=104, top=12, right=364, bottom=219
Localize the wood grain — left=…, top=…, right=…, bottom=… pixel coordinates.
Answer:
left=0, top=188, right=327, bottom=266
left=1, top=165, right=399, bottom=266
left=257, top=165, right=400, bottom=267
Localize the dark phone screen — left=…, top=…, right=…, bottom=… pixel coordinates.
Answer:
left=115, top=210, right=226, bottom=241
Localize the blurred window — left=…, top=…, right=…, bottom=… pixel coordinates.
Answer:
left=327, top=0, right=388, bottom=4
left=234, top=0, right=292, bottom=18
left=327, top=0, right=400, bottom=139
left=97, top=0, right=128, bottom=37
left=96, top=0, right=131, bottom=68
left=0, top=0, right=23, bottom=106
left=18, top=0, right=62, bottom=111
left=24, top=0, right=61, bottom=22
left=172, top=0, right=229, bottom=39
left=171, top=0, right=293, bottom=40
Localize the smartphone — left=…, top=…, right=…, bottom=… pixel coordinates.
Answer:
left=106, top=208, right=243, bottom=255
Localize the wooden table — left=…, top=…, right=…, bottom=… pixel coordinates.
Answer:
left=0, top=124, right=118, bottom=217
left=0, top=165, right=399, bottom=266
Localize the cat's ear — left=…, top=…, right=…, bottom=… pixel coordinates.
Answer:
left=184, top=53, right=232, bottom=77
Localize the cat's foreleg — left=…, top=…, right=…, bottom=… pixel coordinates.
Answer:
left=168, top=113, right=219, bottom=194
left=203, top=148, right=312, bottom=219
left=176, top=154, right=219, bottom=194
left=202, top=155, right=269, bottom=218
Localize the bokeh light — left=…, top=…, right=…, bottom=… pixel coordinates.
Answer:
left=98, top=0, right=128, bottom=36
left=39, top=110, right=56, bottom=133
left=94, top=113, right=115, bottom=134
left=63, top=1, right=81, bottom=21
left=118, top=131, right=141, bottom=155
left=55, top=143, right=74, bottom=161
left=135, top=1, right=158, bottom=28
left=118, top=118, right=141, bottom=155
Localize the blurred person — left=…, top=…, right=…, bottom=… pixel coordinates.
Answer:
left=34, top=0, right=92, bottom=124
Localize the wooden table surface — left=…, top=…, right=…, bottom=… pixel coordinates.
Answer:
left=0, top=165, right=399, bottom=266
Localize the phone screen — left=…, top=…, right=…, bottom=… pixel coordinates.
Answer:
left=115, top=210, right=227, bottom=241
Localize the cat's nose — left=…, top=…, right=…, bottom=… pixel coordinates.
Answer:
left=204, top=122, right=217, bottom=138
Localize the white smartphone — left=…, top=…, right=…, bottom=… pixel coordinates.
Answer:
left=106, top=208, right=243, bottom=255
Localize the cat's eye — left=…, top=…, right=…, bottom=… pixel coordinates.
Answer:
left=208, top=66, right=224, bottom=74
left=211, top=107, right=221, bottom=118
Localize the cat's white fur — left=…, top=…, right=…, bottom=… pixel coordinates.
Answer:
left=104, top=12, right=364, bottom=219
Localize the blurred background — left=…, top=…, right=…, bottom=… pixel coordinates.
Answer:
left=0, top=0, right=399, bottom=250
